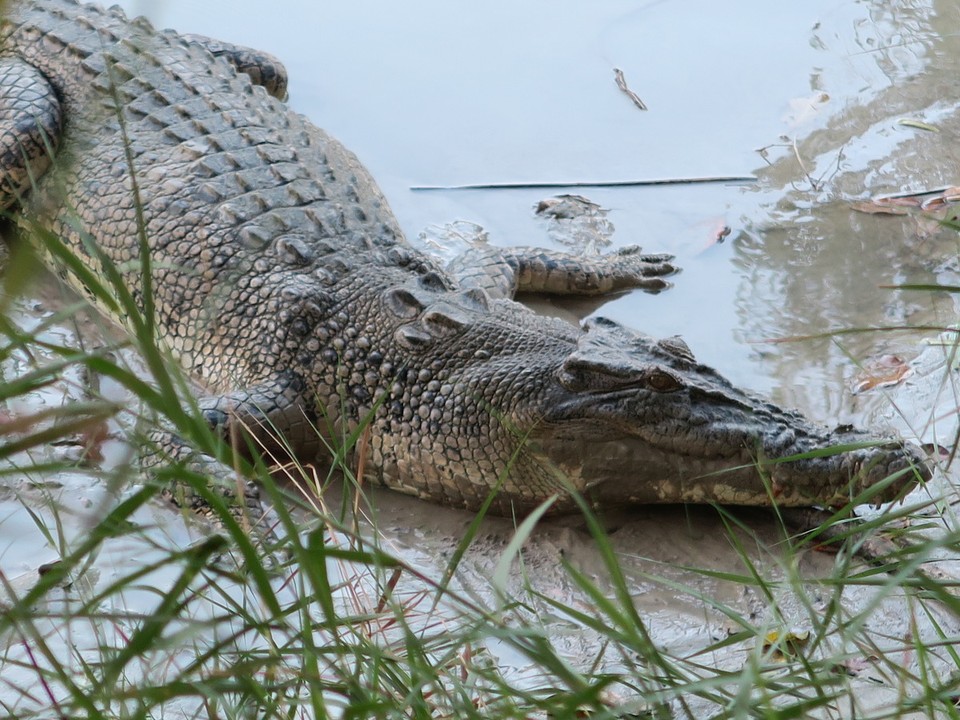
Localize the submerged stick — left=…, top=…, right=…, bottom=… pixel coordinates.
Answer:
left=411, top=176, right=757, bottom=191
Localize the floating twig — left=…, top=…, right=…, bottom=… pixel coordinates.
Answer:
left=614, top=67, right=647, bottom=110
left=897, top=118, right=939, bottom=133
left=411, top=176, right=756, bottom=191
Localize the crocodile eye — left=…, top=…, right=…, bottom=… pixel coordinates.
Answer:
left=646, top=370, right=682, bottom=393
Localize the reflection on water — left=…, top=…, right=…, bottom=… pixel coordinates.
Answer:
left=741, top=0, right=960, bottom=421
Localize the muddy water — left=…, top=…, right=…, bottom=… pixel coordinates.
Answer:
left=3, top=0, right=960, bottom=715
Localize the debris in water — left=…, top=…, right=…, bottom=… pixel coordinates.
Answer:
left=852, top=354, right=911, bottom=394
left=613, top=67, right=647, bottom=111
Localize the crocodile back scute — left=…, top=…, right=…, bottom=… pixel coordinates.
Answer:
left=2, top=0, right=409, bottom=388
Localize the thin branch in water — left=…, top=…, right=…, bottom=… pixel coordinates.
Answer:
left=614, top=67, right=647, bottom=110
left=410, top=176, right=757, bottom=191
left=755, top=137, right=845, bottom=192
left=754, top=324, right=954, bottom=344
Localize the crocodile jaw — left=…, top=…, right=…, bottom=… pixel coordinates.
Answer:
left=532, top=424, right=927, bottom=508
left=528, top=317, right=929, bottom=509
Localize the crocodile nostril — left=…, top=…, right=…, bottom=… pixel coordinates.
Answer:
left=419, top=270, right=452, bottom=291
left=384, top=287, right=426, bottom=319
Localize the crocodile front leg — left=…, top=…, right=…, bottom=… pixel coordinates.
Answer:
left=0, top=57, right=63, bottom=209
left=198, top=370, right=322, bottom=462
left=138, top=370, right=318, bottom=550
left=446, top=245, right=677, bottom=300
left=143, top=370, right=319, bottom=506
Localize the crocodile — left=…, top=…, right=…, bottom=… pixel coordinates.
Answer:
left=0, top=0, right=930, bottom=516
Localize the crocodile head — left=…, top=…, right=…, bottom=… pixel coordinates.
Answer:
left=525, top=317, right=929, bottom=509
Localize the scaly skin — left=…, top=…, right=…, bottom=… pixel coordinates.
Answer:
left=0, top=0, right=930, bottom=515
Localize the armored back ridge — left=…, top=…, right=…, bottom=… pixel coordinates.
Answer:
left=0, top=0, right=930, bottom=515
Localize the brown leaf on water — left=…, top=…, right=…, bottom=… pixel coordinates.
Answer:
left=852, top=186, right=960, bottom=215
left=851, top=197, right=922, bottom=215
left=920, top=186, right=960, bottom=209
left=79, top=418, right=110, bottom=465
left=852, top=354, right=911, bottom=393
